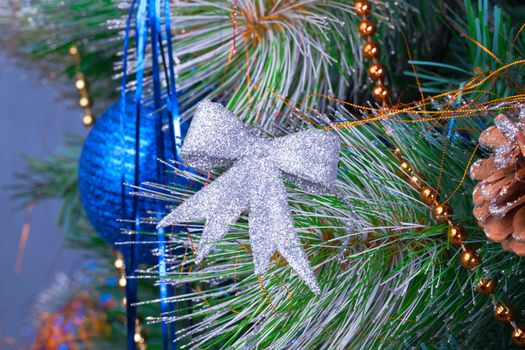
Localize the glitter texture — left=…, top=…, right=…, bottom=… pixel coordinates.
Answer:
left=495, top=114, right=519, bottom=139
left=158, top=100, right=341, bottom=293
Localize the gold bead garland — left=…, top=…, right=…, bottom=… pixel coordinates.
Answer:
left=113, top=250, right=128, bottom=311
left=448, top=225, right=467, bottom=246
left=69, top=45, right=95, bottom=127
left=363, top=41, right=380, bottom=59
left=72, top=42, right=145, bottom=348
left=113, top=251, right=147, bottom=349
left=354, top=1, right=524, bottom=344
left=513, top=326, right=525, bottom=346
left=354, top=1, right=371, bottom=15
left=135, top=318, right=147, bottom=350
left=354, top=0, right=390, bottom=104
left=494, top=302, right=514, bottom=323
left=393, top=145, right=525, bottom=344
left=114, top=251, right=127, bottom=291
left=476, top=278, right=495, bottom=296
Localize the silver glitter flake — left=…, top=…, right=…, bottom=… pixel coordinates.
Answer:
left=469, top=159, right=482, bottom=180
left=158, top=100, right=340, bottom=293
left=495, top=114, right=519, bottom=140
left=519, top=108, right=525, bottom=122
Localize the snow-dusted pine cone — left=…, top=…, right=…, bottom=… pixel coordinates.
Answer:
left=471, top=113, right=525, bottom=255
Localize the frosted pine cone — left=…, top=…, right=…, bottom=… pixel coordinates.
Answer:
left=470, top=113, right=525, bottom=255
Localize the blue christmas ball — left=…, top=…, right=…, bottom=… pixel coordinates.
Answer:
left=78, top=96, right=185, bottom=263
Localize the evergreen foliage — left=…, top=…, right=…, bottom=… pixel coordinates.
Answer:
left=6, top=0, right=525, bottom=348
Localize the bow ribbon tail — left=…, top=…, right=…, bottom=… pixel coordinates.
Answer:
left=158, top=164, right=250, bottom=261
left=249, top=163, right=321, bottom=294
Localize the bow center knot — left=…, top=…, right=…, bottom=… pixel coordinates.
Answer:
left=243, top=139, right=273, bottom=160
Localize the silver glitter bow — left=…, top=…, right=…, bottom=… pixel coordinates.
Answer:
left=158, top=100, right=340, bottom=293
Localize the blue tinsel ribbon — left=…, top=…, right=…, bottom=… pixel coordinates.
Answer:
left=148, top=0, right=175, bottom=348
left=162, top=2, right=181, bottom=347
left=120, top=0, right=139, bottom=348
left=120, top=0, right=180, bottom=348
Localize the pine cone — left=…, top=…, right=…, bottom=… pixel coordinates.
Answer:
left=470, top=114, right=525, bottom=256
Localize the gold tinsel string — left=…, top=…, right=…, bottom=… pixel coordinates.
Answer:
left=313, top=59, right=525, bottom=131
left=266, top=66, right=525, bottom=129
left=69, top=44, right=95, bottom=127
left=352, top=0, right=525, bottom=345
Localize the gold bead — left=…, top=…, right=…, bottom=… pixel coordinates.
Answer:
left=363, top=41, right=380, bottom=59
left=494, top=302, right=513, bottom=323
left=433, top=204, right=453, bottom=223
left=372, top=82, right=389, bottom=102
left=75, top=79, right=86, bottom=90
left=460, top=249, right=480, bottom=269
left=114, top=258, right=124, bottom=270
left=118, top=276, right=127, bottom=288
left=419, top=187, right=438, bottom=205
left=476, top=278, right=495, bottom=296
left=79, top=96, right=90, bottom=107
left=399, top=159, right=411, bottom=172
left=69, top=45, right=78, bottom=56
left=512, top=326, right=525, bottom=346
left=134, top=332, right=144, bottom=343
left=368, top=62, right=386, bottom=80
left=354, top=0, right=371, bottom=15
left=409, top=175, right=421, bottom=188
left=448, top=225, right=467, bottom=246
left=358, top=19, right=376, bottom=36
left=82, top=114, right=95, bottom=127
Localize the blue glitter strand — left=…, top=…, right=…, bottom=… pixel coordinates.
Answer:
left=127, top=0, right=148, bottom=348
left=148, top=0, right=173, bottom=348
left=163, top=2, right=181, bottom=347
left=164, top=0, right=182, bottom=164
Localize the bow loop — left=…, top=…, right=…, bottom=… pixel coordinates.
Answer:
left=271, top=130, right=340, bottom=193
left=181, top=100, right=259, bottom=171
